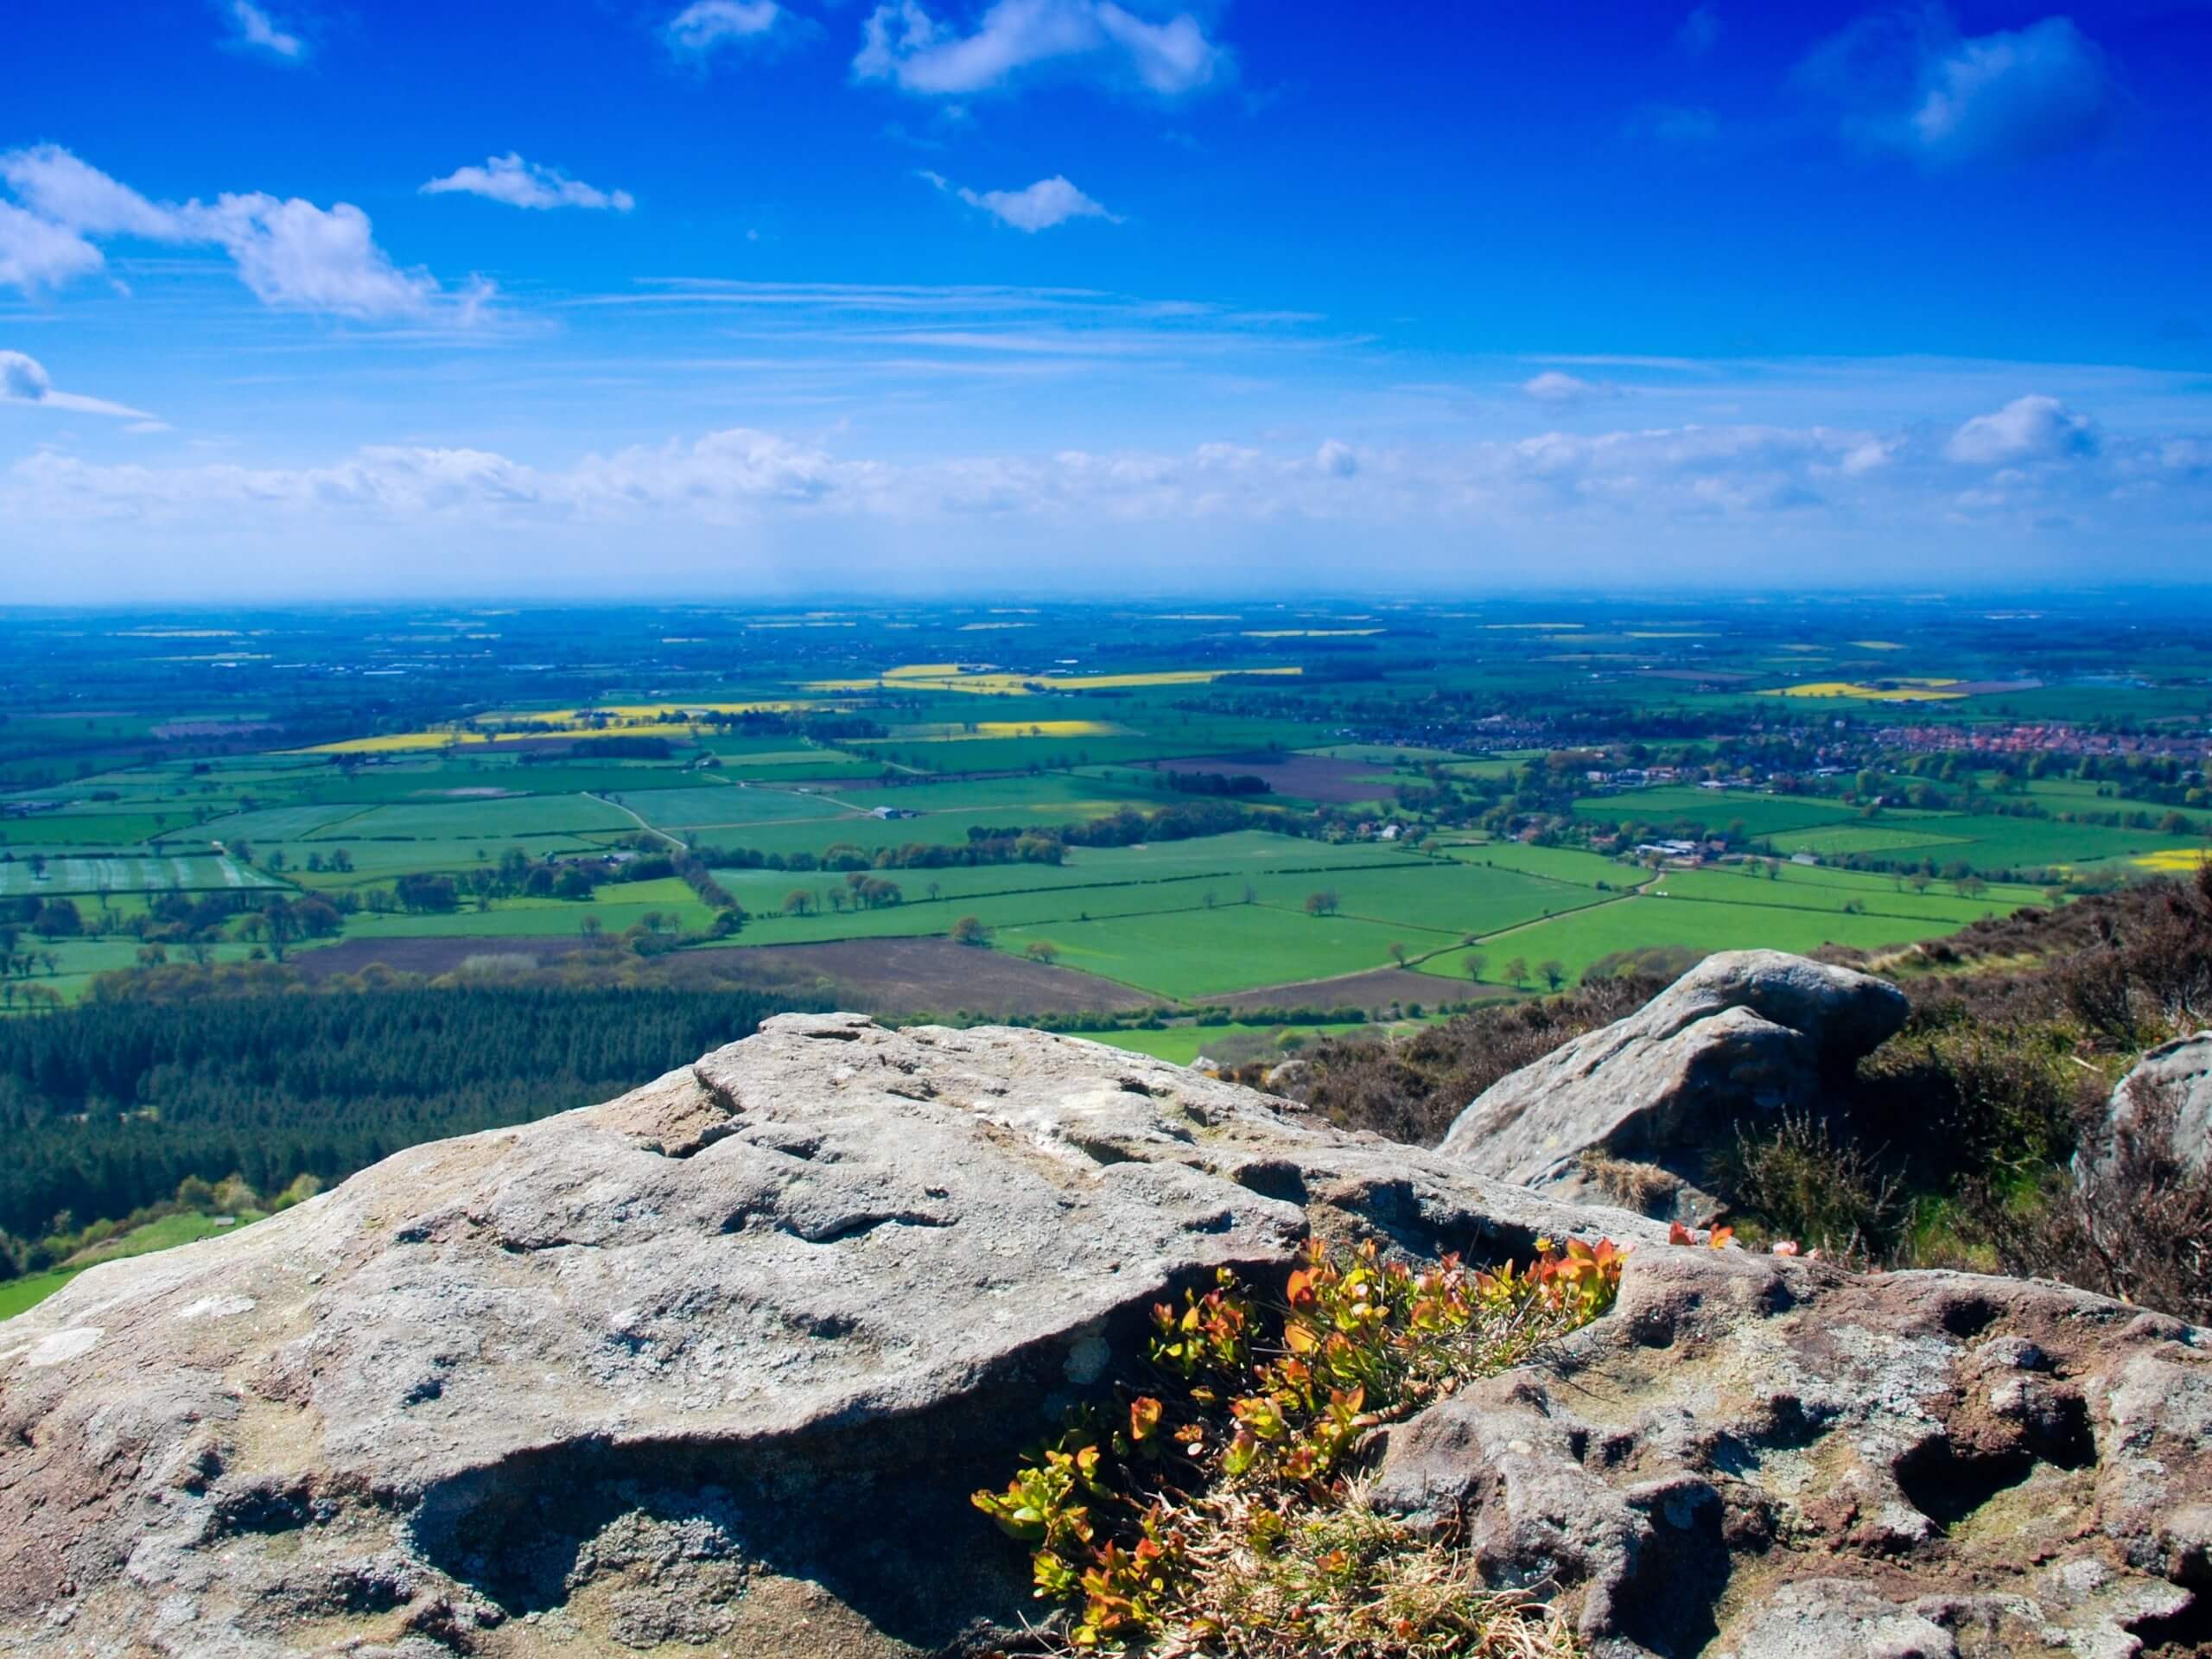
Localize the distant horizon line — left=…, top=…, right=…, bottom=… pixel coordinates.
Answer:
left=7, top=583, right=2212, bottom=616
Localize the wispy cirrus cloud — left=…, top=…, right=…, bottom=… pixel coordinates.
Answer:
left=662, top=0, right=788, bottom=60
left=0, top=145, right=481, bottom=321
left=855, top=0, right=1230, bottom=98
left=423, top=154, right=635, bottom=213
left=1522, top=371, right=1621, bottom=404
left=1628, top=102, right=1720, bottom=146
left=1802, top=8, right=2114, bottom=167
left=918, top=170, right=1120, bottom=231
left=219, top=0, right=307, bottom=62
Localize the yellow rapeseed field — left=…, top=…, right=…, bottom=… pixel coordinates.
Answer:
left=804, top=665, right=1303, bottom=695
left=1766, top=678, right=1966, bottom=702
left=902, top=720, right=1127, bottom=741
left=2133, top=849, right=2212, bottom=874
left=298, top=701, right=817, bottom=753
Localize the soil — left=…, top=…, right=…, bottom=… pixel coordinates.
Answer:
left=1136, top=753, right=1405, bottom=805
left=690, top=937, right=1157, bottom=1018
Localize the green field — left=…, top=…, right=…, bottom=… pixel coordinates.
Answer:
left=1764, top=823, right=1971, bottom=856
left=305, top=794, right=638, bottom=841
left=631, top=784, right=855, bottom=830
left=0, top=1211, right=264, bottom=1322
left=992, top=904, right=1439, bottom=1000
left=2, top=598, right=2198, bottom=1023
left=1575, top=787, right=1858, bottom=836
left=1414, top=892, right=1942, bottom=987
left=0, top=854, right=278, bottom=897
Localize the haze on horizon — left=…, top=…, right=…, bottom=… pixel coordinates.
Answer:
left=3, top=0, right=2209, bottom=601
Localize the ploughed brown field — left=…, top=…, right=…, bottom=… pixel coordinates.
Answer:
left=709, top=937, right=1158, bottom=1018
left=290, top=938, right=582, bottom=980
left=1139, top=753, right=1402, bottom=804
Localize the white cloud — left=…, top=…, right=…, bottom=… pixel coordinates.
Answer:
left=423, top=154, right=635, bottom=213
left=1522, top=371, right=1619, bottom=404
left=664, top=0, right=784, bottom=58
left=0, top=201, right=104, bottom=290
left=0, top=416, right=1927, bottom=530
left=181, top=194, right=440, bottom=317
left=1803, top=10, right=2113, bottom=167
left=0, top=349, right=157, bottom=420
left=0, top=351, right=48, bottom=402
left=222, top=1, right=307, bottom=61
left=0, top=145, right=175, bottom=238
left=1945, top=395, right=2097, bottom=464
left=0, top=146, right=467, bottom=321
left=1676, top=6, right=1719, bottom=56
left=855, top=0, right=1228, bottom=98
left=920, top=171, right=1119, bottom=232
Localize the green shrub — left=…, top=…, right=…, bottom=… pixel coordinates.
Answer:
left=974, top=1236, right=1624, bottom=1654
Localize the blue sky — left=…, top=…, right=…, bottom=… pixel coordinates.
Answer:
left=3, top=0, right=2208, bottom=598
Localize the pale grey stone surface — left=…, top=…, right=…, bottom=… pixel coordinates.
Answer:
left=1439, top=950, right=1909, bottom=1213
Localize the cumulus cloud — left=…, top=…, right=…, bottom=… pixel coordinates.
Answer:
left=1314, top=440, right=1358, bottom=478
left=423, top=154, right=635, bottom=213
left=0, top=349, right=158, bottom=420
left=663, top=0, right=785, bottom=58
left=1803, top=9, right=2113, bottom=167
left=920, top=171, right=1119, bottom=231
left=1945, top=394, right=2098, bottom=464
left=220, top=0, right=307, bottom=61
left=855, top=0, right=1229, bottom=98
left=1522, top=371, right=1619, bottom=404
left=194, top=194, right=447, bottom=317
left=0, top=145, right=469, bottom=321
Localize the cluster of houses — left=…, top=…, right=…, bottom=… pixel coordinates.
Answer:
left=1889, top=722, right=2210, bottom=762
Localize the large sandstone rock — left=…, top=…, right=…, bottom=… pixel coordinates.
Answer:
left=1, top=1012, right=2203, bottom=1659
left=2079, top=1030, right=2212, bottom=1188
left=0, top=1013, right=1653, bottom=1659
left=1439, top=950, right=1909, bottom=1215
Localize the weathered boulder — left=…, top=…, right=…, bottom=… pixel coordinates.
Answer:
left=1370, top=1247, right=2211, bottom=1658
left=2078, top=1030, right=2212, bottom=1187
left=1439, top=950, right=1909, bottom=1216
left=0, top=1013, right=1654, bottom=1659
left=1, top=1011, right=2202, bottom=1659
